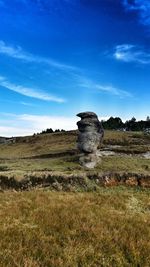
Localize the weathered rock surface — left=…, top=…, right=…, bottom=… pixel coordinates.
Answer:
left=76, top=112, right=104, bottom=168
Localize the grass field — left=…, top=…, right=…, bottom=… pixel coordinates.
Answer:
left=0, top=130, right=150, bottom=266
left=0, top=188, right=150, bottom=267
left=0, top=130, right=150, bottom=179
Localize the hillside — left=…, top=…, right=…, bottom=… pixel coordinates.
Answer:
left=0, top=130, right=150, bottom=267
left=0, top=130, right=149, bottom=190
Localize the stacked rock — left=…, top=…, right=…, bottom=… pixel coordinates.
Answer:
left=76, top=111, right=104, bottom=168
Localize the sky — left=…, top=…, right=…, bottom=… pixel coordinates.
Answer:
left=0, top=0, right=150, bottom=136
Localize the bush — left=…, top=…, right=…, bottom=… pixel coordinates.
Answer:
left=0, top=165, right=8, bottom=171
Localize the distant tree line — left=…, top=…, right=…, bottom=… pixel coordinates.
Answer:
left=101, top=116, right=150, bottom=131
left=33, top=116, right=150, bottom=136
left=38, top=128, right=66, bottom=135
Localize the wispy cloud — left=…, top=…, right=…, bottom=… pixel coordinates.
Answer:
left=78, top=76, right=132, bottom=98
left=0, top=113, right=78, bottom=136
left=0, top=40, right=76, bottom=71
left=123, top=0, right=150, bottom=26
left=0, top=98, right=38, bottom=107
left=20, top=101, right=37, bottom=107
left=114, top=44, right=150, bottom=64
left=0, top=76, right=65, bottom=103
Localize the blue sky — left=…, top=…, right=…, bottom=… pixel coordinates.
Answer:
left=0, top=0, right=150, bottom=136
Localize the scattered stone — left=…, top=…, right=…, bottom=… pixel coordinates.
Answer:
left=142, top=152, right=150, bottom=159
left=97, top=150, right=116, bottom=157
left=76, top=111, right=104, bottom=168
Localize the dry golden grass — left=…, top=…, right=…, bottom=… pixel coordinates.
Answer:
left=0, top=130, right=149, bottom=159
left=97, top=155, right=150, bottom=174
left=0, top=131, right=77, bottom=159
left=103, top=130, right=150, bottom=146
left=0, top=155, right=149, bottom=183
left=0, top=131, right=150, bottom=266
left=0, top=188, right=150, bottom=267
left=0, top=130, right=149, bottom=179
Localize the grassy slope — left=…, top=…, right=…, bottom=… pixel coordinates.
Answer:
left=0, top=130, right=149, bottom=178
left=0, top=131, right=150, bottom=266
left=0, top=131, right=78, bottom=159
left=0, top=130, right=149, bottom=159
left=0, top=188, right=150, bottom=267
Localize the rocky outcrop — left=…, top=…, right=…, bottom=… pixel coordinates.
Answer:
left=76, top=112, right=104, bottom=168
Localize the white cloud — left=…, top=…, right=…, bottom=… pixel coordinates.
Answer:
left=0, top=98, right=37, bottom=107
left=0, top=76, right=65, bottom=103
left=19, top=114, right=77, bottom=131
left=0, top=40, right=76, bottom=71
left=20, top=101, right=37, bottom=107
left=0, top=126, right=34, bottom=137
left=0, top=113, right=109, bottom=137
left=123, top=0, right=150, bottom=26
left=78, top=76, right=132, bottom=98
left=114, top=44, right=150, bottom=64
left=0, top=114, right=77, bottom=136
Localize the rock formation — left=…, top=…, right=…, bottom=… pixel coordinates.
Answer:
left=76, top=111, right=104, bottom=168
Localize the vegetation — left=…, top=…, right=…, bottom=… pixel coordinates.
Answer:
left=29, top=116, right=150, bottom=135
left=0, top=188, right=150, bottom=267
left=102, top=116, right=150, bottom=131
left=39, top=128, right=66, bottom=135
left=0, top=130, right=149, bottom=181
left=0, top=130, right=150, bottom=266
left=0, top=130, right=149, bottom=182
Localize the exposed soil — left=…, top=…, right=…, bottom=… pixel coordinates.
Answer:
left=0, top=172, right=150, bottom=192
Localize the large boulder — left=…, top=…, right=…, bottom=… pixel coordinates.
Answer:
left=76, top=112, right=104, bottom=168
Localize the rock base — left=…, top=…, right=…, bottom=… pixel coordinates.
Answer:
left=79, top=153, right=101, bottom=169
